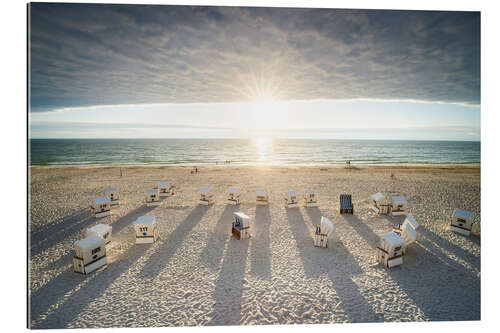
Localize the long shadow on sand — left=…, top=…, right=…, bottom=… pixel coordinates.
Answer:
left=388, top=241, right=480, bottom=321
left=30, top=205, right=156, bottom=259
left=344, top=214, right=480, bottom=321
left=30, top=205, right=156, bottom=323
left=30, top=209, right=94, bottom=258
left=287, top=208, right=382, bottom=323
left=31, top=244, right=151, bottom=329
left=379, top=216, right=481, bottom=273
left=31, top=208, right=89, bottom=238
left=208, top=233, right=250, bottom=325
left=418, top=225, right=480, bottom=271
left=139, top=205, right=210, bottom=279
left=248, top=205, right=272, bottom=279
left=200, top=205, right=240, bottom=271
left=340, top=214, right=380, bottom=248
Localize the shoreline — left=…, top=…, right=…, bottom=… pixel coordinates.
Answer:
left=29, top=163, right=481, bottom=170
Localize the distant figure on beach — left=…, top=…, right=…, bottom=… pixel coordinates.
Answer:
left=390, top=172, right=396, bottom=180
left=346, top=160, right=351, bottom=168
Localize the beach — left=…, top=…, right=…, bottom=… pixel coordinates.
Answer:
left=28, top=164, right=481, bottom=328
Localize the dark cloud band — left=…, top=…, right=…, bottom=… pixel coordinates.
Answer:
left=29, top=4, right=480, bottom=112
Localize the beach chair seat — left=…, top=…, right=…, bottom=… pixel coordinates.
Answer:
left=339, top=194, right=353, bottom=214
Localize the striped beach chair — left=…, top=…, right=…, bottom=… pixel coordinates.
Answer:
left=339, top=194, right=353, bottom=214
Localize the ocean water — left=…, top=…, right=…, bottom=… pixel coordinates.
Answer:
left=29, top=139, right=480, bottom=166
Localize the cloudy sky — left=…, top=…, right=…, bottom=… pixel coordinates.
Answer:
left=29, top=3, right=480, bottom=140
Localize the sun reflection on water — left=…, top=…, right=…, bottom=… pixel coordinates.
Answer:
left=253, top=137, right=272, bottom=162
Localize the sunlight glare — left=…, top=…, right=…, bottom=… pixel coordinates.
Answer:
left=248, top=92, right=283, bottom=130
left=252, top=137, right=271, bottom=162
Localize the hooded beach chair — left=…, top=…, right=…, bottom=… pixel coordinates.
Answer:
left=390, top=194, right=407, bottom=216
left=228, top=187, right=241, bottom=205
left=199, top=187, right=214, bottom=205
left=91, top=196, right=111, bottom=218
left=87, top=223, right=113, bottom=250
left=145, top=188, right=160, bottom=207
left=304, top=189, right=318, bottom=207
left=232, top=212, right=250, bottom=239
left=393, top=222, right=417, bottom=254
left=376, top=231, right=405, bottom=268
left=339, top=194, right=354, bottom=214
left=256, top=188, right=268, bottom=205
left=134, top=215, right=158, bottom=244
left=371, top=192, right=392, bottom=215
left=104, top=187, right=119, bottom=206
left=158, top=181, right=174, bottom=197
left=451, top=208, right=475, bottom=236
left=285, top=190, right=299, bottom=208
left=313, top=216, right=333, bottom=248
left=73, top=235, right=107, bottom=274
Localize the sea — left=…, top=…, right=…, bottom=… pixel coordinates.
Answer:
left=29, top=139, right=480, bottom=166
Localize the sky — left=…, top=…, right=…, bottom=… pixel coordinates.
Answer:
left=28, top=3, right=480, bottom=140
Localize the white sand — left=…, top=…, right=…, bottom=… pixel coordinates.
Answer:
left=29, top=165, right=480, bottom=328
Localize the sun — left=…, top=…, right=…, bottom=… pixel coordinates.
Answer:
left=247, top=91, right=283, bottom=130
left=252, top=92, right=275, bottom=104
left=251, top=92, right=277, bottom=113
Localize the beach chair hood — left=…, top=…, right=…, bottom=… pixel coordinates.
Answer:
left=371, top=192, right=385, bottom=201
left=256, top=189, right=267, bottom=196
left=93, top=196, right=110, bottom=205
left=400, top=223, right=417, bottom=246
left=200, top=187, right=211, bottom=194
left=403, top=215, right=420, bottom=230
left=320, top=216, right=334, bottom=237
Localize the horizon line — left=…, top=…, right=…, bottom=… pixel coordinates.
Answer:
left=28, top=137, right=481, bottom=142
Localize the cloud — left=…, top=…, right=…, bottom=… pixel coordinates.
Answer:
left=29, top=121, right=480, bottom=141
left=29, top=4, right=480, bottom=112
